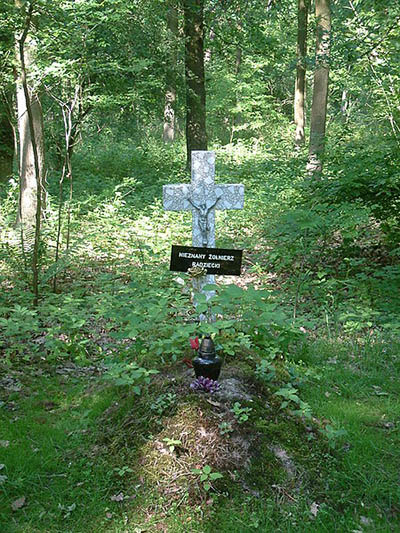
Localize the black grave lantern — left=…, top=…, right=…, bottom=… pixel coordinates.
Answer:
left=193, top=335, right=222, bottom=381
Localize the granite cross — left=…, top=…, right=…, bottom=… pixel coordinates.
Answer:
left=163, top=150, right=244, bottom=298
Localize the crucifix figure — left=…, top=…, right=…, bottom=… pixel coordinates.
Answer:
left=163, top=151, right=244, bottom=249
left=187, top=195, right=221, bottom=247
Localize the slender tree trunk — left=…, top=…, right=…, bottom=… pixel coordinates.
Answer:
left=182, top=0, right=207, bottom=168
left=0, top=95, right=14, bottom=182
left=15, top=1, right=45, bottom=225
left=16, top=83, right=45, bottom=223
left=163, top=1, right=178, bottom=143
left=17, top=1, right=43, bottom=306
left=230, top=45, right=242, bottom=144
left=294, top=0, right=309, bottom=147
left=307, top=0, right=331, bottom=177
left=52, top=86, right=79, bottom=292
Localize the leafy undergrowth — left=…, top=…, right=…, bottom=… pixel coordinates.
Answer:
left=1, top=344, right=399, bottom=532
left=1, top=131, right=400, bottom=532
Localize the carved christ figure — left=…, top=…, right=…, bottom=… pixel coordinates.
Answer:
left=187, top=194, right=221, bottom=246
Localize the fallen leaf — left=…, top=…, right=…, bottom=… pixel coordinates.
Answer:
left=110, top=492, right=124, bottom=502
left=383, top=422, right=395, bottom=429
left=373, top=386, right=389, bottom=396
left=310, top=502, right=319, bottom=517
left=0, top=440, right=10, bottom=448
left=106, top=512, right=113, bottom=519
left=360, top=516, right=372, bottom=526
left=11, top=497, right=26, bottom=511
left=206, top=399, right=222, bottom=408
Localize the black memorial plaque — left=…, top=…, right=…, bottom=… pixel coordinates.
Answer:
left=170, top=245, right=242, bottom=276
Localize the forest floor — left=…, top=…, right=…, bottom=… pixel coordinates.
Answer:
left=1, top=137, right=400, bottom=532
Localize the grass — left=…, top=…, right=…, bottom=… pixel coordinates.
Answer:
left=1, top=131, right=400, bottom=531
left=1, top=336, right=399, bottom=531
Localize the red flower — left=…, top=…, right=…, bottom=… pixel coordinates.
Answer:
left=189, top=337, right=199, bottom=350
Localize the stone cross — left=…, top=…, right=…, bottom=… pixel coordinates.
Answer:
left=163, top=151, right=244, bottom=249
left=163, top=151, right=244, bottom=316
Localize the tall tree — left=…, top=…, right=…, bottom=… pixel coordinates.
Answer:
left=307, top=0, right=331, bottom=176
left=182, top=0, right=207, bottom=167
left=15, top=0, right=45, bottom=225
left=294, top=0, right=309, bottom=147
left=163, top=1, right=178, bottom=143
left=16, top=0, right=45, bottom=305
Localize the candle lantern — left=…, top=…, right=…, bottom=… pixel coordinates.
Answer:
left=193, top=335, right=222, bottom=381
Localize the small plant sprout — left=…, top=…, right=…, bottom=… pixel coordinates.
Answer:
left=274, top=384, right=313, bottom=419
left=320, top=424, right=347, bottom=449
left=274, top=385, right=300, bottom=409
left=219, top=421, right=233, bottom=435
left=162, top=437, right=182, bottom=453
left=192, top=465, right=223, bottom=491
left=113, top=465, right=133, bottom=477
left=231, top=402, right=252, bottom=424
left=150, top=393, right=176, bottom=416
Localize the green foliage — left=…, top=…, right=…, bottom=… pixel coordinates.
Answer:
left=162, top=437, right=182, bottom=453
left=0, top=305, right=40, bottom=360
left=192, top=465, right=223, bottom=492
left=150, top=393, right=177, bottom=416
left=319, top=424, right=347, bottom=450
left=275, top=384, right=313, bottom=420
left=1, top=1, right=400, bottom=530
left=102, top=360, right=158, bottom=393
left=219, top=421, right=234, bottom=435
left=255, top=359, right=276, bottom=383
left=231, top=402, right=252, bottom=424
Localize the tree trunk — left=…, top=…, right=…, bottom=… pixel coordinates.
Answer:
left=163, top=2, right=178, bottom=143
left=307, top=0, right=331, bottom=177
left=16, top=84, right=45, bottom=224
left=294, top=0, right=309, bottom=147
left=0, top=96, right=14, bottom=182
left=15, top=1, right=45, bottom=225
left=182, top=0, right=207, bottom=168
left=230, top=45, right=242, bottom=144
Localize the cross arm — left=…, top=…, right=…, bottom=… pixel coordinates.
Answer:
left=214, top=184, right=245, bottom=210
left=163, top=184, right=192, bottom=211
